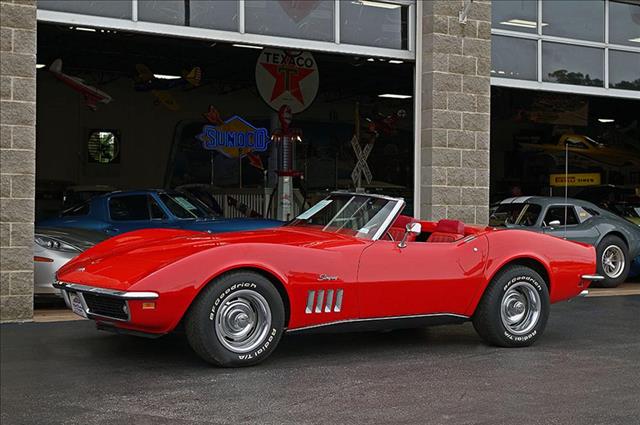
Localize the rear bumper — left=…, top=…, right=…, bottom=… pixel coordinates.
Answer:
left=580, top=274, right=605, bottom=282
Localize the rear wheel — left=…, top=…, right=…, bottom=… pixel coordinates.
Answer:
left=185, top=271, right=285, bottom=367
left=594, top=235, right=629, bottom=288
left=473, top=265, right=549, bottom=347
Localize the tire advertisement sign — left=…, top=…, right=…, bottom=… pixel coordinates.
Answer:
left=255, top=49, right=319, bottom=114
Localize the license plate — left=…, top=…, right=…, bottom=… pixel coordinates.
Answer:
left=68, top=292, right=87, bottom=319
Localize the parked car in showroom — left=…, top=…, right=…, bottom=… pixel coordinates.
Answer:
left=34, top=227, right=109, bottom=296
left=55, top=192, right=602, bottom=367
left=490, top=196, right=640, bottom=287
left=574, top=184, right=640, bottom=225
left=38, top=189, right=283, bottom=236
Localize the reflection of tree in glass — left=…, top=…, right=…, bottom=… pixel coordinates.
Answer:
left=611, top=79, right=640, bottom=91
left=547, top=69, right=603, bottom=87
left=88, top=131, right=119, bottom=163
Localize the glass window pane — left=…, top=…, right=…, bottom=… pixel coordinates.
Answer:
left=138, top=0, right=238, bottom=31
left=609, top=50, right=640, bottom=91
left=542, top=42, right=604, bottom=87
left=245, top=0, right=334, bottom=42
left=609, top=1, right=640, bottom=47
left=492, top=0, right=538, bottom=34
left=341, top=0, right=408, bottom=49
left=542, top=0, right=604, bottom=42
left=491, top=36, right=537, bottom=80
left=38, top=0, right=132, bottom=19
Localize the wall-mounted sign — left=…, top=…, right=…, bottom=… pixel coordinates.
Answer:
left=549, top=173, right=601, bottom=187
left=197, top=115, right=270, bottom=159
left=255, top=48, right=319, bottom=114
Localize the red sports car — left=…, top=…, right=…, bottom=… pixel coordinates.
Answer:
left=55, top=192, right=603, bottom=367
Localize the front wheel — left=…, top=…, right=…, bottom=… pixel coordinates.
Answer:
left=185, top=271, right=285, bottom=367
left=473, top=266, right=550, bottom=347
left=594, top=235, right=629, bottom=288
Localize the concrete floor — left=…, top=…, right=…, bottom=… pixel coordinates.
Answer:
left=2, top=296, right=639, bottom=425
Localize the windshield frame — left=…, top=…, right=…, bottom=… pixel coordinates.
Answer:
left=287, top=192, right=405, bottom=240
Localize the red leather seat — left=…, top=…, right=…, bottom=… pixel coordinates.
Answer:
left=388, top=215, right=419, bottom=242
left=427, top=219, right=465, bottom=243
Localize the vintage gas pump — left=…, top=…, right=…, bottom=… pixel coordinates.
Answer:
left=270, top=105, right=303, bottom=220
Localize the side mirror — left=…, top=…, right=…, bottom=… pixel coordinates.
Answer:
left=398, top=222, right=421, bottom=248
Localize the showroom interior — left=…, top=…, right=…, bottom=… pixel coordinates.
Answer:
left=35, top=23, right=416, bottom=220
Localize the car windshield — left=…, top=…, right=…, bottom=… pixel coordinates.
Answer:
left=159, top=192, right=217, bottom=219
left=490, top=203, right=541, bottom=227
left=287, top=193, right=402, bottom=240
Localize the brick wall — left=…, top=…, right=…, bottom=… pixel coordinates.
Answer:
left=1, top=0, right=36, bottom=321
left=421, top=0, right=491, bottom=224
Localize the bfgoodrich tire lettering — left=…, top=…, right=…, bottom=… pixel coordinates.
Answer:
left=473, top=265, right=550, bottom=348
left=185, top=271, right=285, bottom=367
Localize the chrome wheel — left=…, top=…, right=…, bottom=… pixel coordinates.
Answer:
left=601, top=245, right=625, bottom=279
left=214, top=288, right=272, bottom=354
left=500, top=281, right=541, bottom=335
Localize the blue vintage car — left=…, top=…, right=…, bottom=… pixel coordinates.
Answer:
left=38, top=190, right=283, bottom=236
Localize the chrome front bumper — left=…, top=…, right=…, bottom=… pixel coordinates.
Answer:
left=53, top=281, right=158, bottom=322
left=53, top=281, right=159, bottom=300
left=577, top=274, right=605, bottom=298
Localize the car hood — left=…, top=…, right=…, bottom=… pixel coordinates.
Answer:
left=178, top=217, right=284, bottom=232
left=56, top=226, right=358, bottom=290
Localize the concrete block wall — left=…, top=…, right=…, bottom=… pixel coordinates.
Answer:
left=421, top=0, right=491, bottom=224
left=1, top=0, right=36, bottom=322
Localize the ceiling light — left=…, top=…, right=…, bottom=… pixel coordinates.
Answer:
left=388, top=60, right=404, bottom=64
left=232, top=44, right=263, bottom=50
left=598, top=118, right=615, bottom=123
left=72, top=26, right=97, bottom=32
left=500, top=19, right=547, bottom=29
left=354, top=1, right=402, bottom=10
left=378, top=93, right=412, bottom=99
left=153, top=74, right=181, bottom=80
left=628, top=37, right=640, bottom=43
left=367, top=58, right=376, bottom=62
left=36, top=64, right=45, bottom=69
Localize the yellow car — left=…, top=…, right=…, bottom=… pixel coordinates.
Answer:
left=520, top=134, right=640, bottom=168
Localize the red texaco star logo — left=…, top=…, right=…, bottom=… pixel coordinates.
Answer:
left=260, top=62, right=315, bottom=104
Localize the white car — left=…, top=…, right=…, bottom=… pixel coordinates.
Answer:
left=34, top=227, right=109, bottom=296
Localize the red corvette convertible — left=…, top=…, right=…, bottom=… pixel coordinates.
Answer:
left=55, top=192, right=603, bottom=367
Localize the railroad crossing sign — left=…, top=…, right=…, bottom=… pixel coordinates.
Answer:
left=350, top=135, right=373, bottom=189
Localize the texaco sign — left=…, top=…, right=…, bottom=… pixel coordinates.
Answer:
left=256, top=49, right=319, bottom=114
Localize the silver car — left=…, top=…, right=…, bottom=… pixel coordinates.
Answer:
left=34, top=227, right=108, bottom=296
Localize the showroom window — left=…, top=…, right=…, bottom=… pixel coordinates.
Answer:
left=87, top=130, right=120, bottom=164
left=491, top=0, right=640, bottom=97
left=37, top=0, right=416, bottom=59
left=138, top=0, right=239, bottom=31
left=340, top=0, right=409, bottom=50
left=491, top=35, right=537, bottom=80
left=245, top=0, right=334, bottom=42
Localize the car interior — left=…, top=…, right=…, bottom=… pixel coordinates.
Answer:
left=387, top=216, right=478, bottom=243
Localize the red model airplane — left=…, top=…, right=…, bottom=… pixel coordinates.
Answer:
left=49, top=59, right=113, bottom=110
left=55, top=192, right=602, bottom=367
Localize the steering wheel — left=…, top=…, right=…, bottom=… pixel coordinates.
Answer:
left=385, top=231, right=395, bottom=241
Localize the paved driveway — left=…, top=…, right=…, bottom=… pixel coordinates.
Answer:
left=2, top=296, right=639, bottom=425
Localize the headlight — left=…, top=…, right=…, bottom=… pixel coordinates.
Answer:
left=34, top=235, right=80, bottom=253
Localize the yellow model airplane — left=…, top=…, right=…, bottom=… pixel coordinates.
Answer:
left=134, top=64, right=202, bottom=111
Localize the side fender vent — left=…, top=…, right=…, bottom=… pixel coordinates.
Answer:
left=305, top=289, right=343, bottom=314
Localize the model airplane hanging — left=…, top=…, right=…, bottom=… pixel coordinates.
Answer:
left=134, top=64, right=202, bottom=111
left=49, top=59, right=113, bottom=111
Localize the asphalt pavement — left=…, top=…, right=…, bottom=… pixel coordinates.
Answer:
left=2, top=296, right=639, bottom=425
